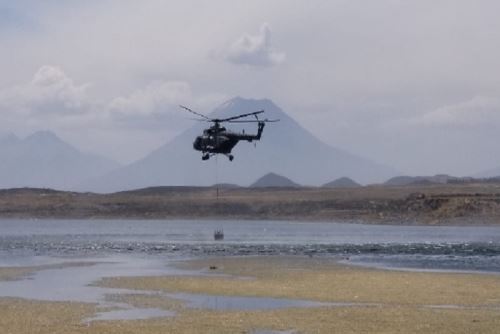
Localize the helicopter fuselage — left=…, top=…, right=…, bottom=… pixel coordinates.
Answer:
left=193, top=122, right=265, bottom=160
left=193, top=133, right=239, bottom=154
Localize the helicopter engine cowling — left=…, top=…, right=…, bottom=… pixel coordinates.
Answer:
left=193, top=135, right=234, bottom=153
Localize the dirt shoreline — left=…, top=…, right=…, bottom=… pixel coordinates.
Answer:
left=0, top=256, right=499, bottom=333
left=0, top=184, right=500, bottom=224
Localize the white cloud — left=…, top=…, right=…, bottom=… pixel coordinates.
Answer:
left=407, top=96, right=500, bottom=127
left=0, top=65, right=230, bottom=162
left=107, top=81, right=229, bottom=132
left=105, top=81, right=193, bottom=133
left=0, top=65, right=89, bottom=115
left=109, top=81, right=191, bottom=115
left=225, top=23, right=285, bottom=67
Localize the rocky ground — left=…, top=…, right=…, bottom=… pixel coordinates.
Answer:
left=0, top=184, right=500, bottom=224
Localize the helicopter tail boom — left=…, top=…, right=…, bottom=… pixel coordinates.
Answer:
left=255, top=121, right=265, bottom=140
left=235, top=121, right=265, bottom=142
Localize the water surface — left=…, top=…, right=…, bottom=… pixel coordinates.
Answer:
left=1, top=219, right=499, bottom=272
left=0, top=219, right=499, bottom=321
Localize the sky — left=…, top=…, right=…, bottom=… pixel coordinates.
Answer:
left=1, top=0, right=500, bottom=176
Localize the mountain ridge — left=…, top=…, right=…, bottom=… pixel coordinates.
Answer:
left=0, top=130, right=120, bottom=190
left=384, top=174, right=458, bottom=186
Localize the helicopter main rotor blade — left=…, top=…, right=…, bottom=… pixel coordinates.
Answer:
left=179, top=105, right=211, bottom=120
left=220, top=110, right=264, bottom=122
left=188, top=118, right=211, bottom=122
left=227, top=119, right=280, bottom=123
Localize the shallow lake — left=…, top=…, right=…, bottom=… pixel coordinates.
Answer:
left=1, top=219, right=500, bottom=271
left=1, top=218, right=500, bottom=244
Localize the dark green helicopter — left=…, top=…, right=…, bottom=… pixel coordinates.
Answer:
left=180, top=105, right=278, bottom=161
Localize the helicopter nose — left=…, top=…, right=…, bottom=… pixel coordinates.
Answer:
left=193, top=137, right=202, bottom=151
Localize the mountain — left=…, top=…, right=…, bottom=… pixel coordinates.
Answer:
left=250, top=172, right=301, bottom=188
left=0, top=131, right=120, bottom=190
left=385, top=176, right=423, bottom=186
left=322, top=177, right=361, bottom=188
left=87, top=97, right=397, bottom=192
left=384, top=174, right=457, bottom=186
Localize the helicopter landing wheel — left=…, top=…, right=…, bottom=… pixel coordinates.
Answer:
left=202, top=154, right=210, bottom=161
left=229, top=155, right=234, bottom=161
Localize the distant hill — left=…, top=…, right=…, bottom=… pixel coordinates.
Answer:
left=250, top=172, right=301, bottom=188
left=0, top=187, right=70, bottom=196
left=114, top=186, right=208, bottom=196
left=0, top=131, right=120, bottom=190
left=384, top=174, right=457, bottom=186
left=385, top=176, right=424, bottom=186
left=322, top=177, right=361, bottom=188
left=85, top=97, right=398, bottom=192
left=474, top=166, right=500, bottom=179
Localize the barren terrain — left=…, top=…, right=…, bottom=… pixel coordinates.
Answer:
left=1, top=183, right=500, bottom=224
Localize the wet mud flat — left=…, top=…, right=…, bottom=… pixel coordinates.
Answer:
left=1, top=256, right=500, bottom=333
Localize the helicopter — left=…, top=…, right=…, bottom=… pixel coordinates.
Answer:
left=180, top=105, right=278, bottom=161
